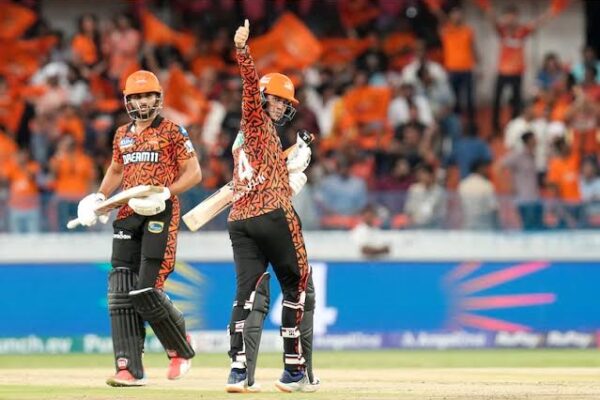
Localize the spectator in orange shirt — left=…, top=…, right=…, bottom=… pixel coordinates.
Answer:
left=580, top=65, right=600, bottom=103
left=0, top=127, right=18, bottom=167
left=546, top=137, right=581, bottom=203
left=2, top=149, right=42, bottom=233
left=483, top=4, right=552, bottom=133
left=546, top=137, right=582, bottom=228
left=432, top=5, right=478, bottom=128
left=71, top=14, right=102, bottom=74
left=49, top=135, right=96, bottom=231
left=56, top=104, right=86, bottom=145
left=0, top=127, right=18, bottom=230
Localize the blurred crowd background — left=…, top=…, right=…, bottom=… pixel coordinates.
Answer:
left=0, top=0, right=599, bottom=233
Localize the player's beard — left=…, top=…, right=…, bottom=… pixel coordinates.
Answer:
left=125, top=96, right=163, bottom=121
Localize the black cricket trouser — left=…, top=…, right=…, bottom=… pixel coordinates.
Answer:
left=228, top=206, right=310, bottom=370
left=111, top=200, right=175, bottom=289
left=109, top=200, right=178, bottom=377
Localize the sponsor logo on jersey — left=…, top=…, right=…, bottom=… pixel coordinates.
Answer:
left=123, top=151, right=160, bottom=165
left=113, top=230, right=132, bottom=240
left=184, top=139, right=194, bottom=153
left=148, top=221, right=164, bottom=233
left=119, top=137, right=135, bottom=149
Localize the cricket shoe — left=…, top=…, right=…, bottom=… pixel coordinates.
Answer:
left=106, top=370, right=147, bottom=387
left=225, top=368, right=261, bottom=393
left=167, top=334, right=194, bottom=380
left=275, top=370, right=320, bottom=393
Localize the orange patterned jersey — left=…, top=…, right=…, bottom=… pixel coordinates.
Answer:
left=112, top=115, right=196, bottom=220
left=228, top=48, right=292, bottom=221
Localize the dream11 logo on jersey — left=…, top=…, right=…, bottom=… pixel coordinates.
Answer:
left=122, top=151, right=160, bottom=165
left=270, top=262, right=337, bottom=335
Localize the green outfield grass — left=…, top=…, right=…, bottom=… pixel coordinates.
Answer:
left=2, top=351, right=600, bottom=400
left=1, top=349, right=600, bottom=369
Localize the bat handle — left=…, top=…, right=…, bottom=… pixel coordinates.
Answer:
left=297, top=129, right=314, bottom=145
left=66, top=218, right=81, bottom=230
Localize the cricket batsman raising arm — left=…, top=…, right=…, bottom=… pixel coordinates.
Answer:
left=75, top=70, right=201, bottom=386
left=224, top=19, right=319, bottom=393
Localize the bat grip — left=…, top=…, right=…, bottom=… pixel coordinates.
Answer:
left=66, top=218, right=81, bottom=229
left=297, top=129, right=314, bottom=145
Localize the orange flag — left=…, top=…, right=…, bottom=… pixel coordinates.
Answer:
left=248, top=12, right=322, bottom=74
left=141, top=10, right=197, bottom=57
left=382, top=32, right=416, bottom=56
left=191, top=55, right=226, bottom=76
left=164, top=65, right=208, bottom=124
left=141, top=10, right=177, bottom=46
left=172, top=31, right=197, bottom=58
left=320, top=37, right=375, bottom=67
left=0, top=2, right=37, bottom=40
left=0, top=36, right=57, bottom=80
left=339, top=0, right=379, bottom=29
left=550, top=0, right=570, bottom=16
left=343, top=86, right=392, bottom=124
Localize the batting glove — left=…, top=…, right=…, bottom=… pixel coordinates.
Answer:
left=77, top=192, right=107, bottom=226
left=287, top=134, right=311, bottom=174
left=289, top=172, right=307, bottom=196
left=128, top=187, right=171, bottom=216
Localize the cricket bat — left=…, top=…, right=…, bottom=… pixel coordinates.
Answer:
left=183, top=130, right=314, bottom=232
left=66, top=185, right=165, bottom=229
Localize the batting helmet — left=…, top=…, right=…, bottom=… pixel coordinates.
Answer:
left=123, top=70, right=162, bottom=97
left=259, top=73, right=298, bottom=125
left=259, top=73, right=299, bottom=105
left=123, top=70, right=163, bottom=121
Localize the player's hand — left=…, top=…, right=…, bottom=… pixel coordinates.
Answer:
left=234, top=19, right=250, bottom=49
left=289, top=172, right=307, bottom=196
left=287, top=133, right=312, bottom=173
left=77, top=192, right=106, bottom=226
left=128, top=187, right=171, bottom=216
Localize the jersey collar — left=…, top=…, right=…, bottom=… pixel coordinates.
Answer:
left=128, top=115, right=164, bottom=133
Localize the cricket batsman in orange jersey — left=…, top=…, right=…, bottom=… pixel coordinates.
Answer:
left=75, top=70, right=201, bottom=386
left=224, top=19, right=319, bottom=393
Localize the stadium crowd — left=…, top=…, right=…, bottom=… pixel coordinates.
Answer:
left=0, top=0, right=598, bottom=233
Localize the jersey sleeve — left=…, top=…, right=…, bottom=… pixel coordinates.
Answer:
left=236, top=46, right=265, bottom=140
left=173, top=124, right=196, bottom=162
left=112, top=129, right=123, bottom=164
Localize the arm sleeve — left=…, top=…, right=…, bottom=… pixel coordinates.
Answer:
left=173, top=125, right=196, bottom=163
left=236, top=47, right=265, bottom=140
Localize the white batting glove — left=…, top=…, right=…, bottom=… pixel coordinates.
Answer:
left=287, top=134, right=311, bottom=174
left=77, top=193, right=106, bottom=226
left=128, top=187, right=171, bottom=216
left=234, top=19, right=250, bottom=49
left=289, top=172, right=307, bottom=196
